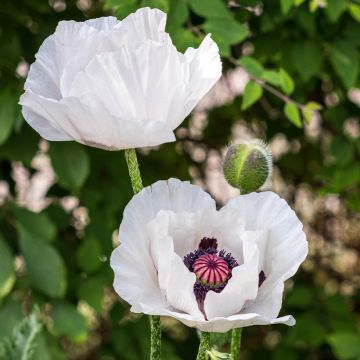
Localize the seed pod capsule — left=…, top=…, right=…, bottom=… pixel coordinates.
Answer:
left=223, top=139, right=272, bottom=194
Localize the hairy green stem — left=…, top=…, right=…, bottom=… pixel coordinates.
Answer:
left=124, top=148, right=143, bottom=194
left=231, top=328, right=242, bottom=360
left=196, top=332, right=211, bottom=360
left=150, top=315, right=161, bottom=360
left=124, top=148, right=161, bottom=360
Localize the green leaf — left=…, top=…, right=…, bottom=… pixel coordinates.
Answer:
left=329, top=165, right=360, bottom=192
left=241, top=81, right=263, bottom=110
left=78, top=277, right=104, bottom=313
left=167, top=0, right=188, bottom=32
left=13, top=208, right=56, bottom=243
left=347, top=193, right=360, bottom=213
left=349, top=4, right=360, bottom=22
left=302, top=108, right=312, bottom=124
left=203, top=18, right=249, bottom=46
left=291, top=41, right=324, bottom=81
left=51, top=302, right=88, bottom=343
left=287, top=286, right=314, bottom=308
left=103, top=0, right=137, bottom=19
left=0, top=301, right=23, bottom=339
left=330, top=137, right=353, bottom=166
left=0, top=233, right=15, bottom=299
left=284, top=103, right=302, bottom=128
left=288, top=314, right=328, bottom=346
left=305, top=101, right=323, bottom=111
left=279, top=68, right=295, bottom=95
left=0, top=90, right=16, bottom=145
left=280, top=0, right=293, bottom=14
left=143, top=0, right=169, bottom=12
left=261, top=70, right=281, bottom=86
left=328, top=332, right=360, bottom=359
left=238, top=56, right=264, bottom=77
left=76, top=237, right=103, bottom=273
left=18, top=226, right=66, bottom=298
left=169, top=28, right=200, bottom=53
left=301, top=102, right=322, bottom=124
left=0, top=126, right=38, bottom=167
left=0, top=309, right=42, bottom=360
left=294, top=0, right=306, bottom=5
left=49, top=142, right=90, bottom=191
left=190, top=0, right=231, bottom=19
left=325, top=0, right=347, bottom=22
left=330, top=40, right=359, bottom=89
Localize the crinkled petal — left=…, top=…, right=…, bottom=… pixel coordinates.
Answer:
left=168, top=311, right=295, bottom=333
left=131, top=306, right=295, bottom=333
left=68, top=41, right=186, bottom=126
left=204, top=238, right=259, bottom=319
left=112, top=7, right=169, bottom=44
left=147, top=213, right=203, bottom=318
left=21, top=106, right=72, bottom=141
left=85, top=16, right=119, bottom=31
left=226, top=191, right=307, bottom=319
left=111, top=180, right=215, bottom=314
left=24, top=35, right=61, bottom=100
left=166, top=34, right=221, bottom=128
left=19, top=90, right=175, bottom=149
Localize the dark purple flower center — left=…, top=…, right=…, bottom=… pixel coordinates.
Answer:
left=183, top=237, right=267, bottom=320
left=193, top=253, right=230, bottom=286
left=183, top=237, right=238, bottom=320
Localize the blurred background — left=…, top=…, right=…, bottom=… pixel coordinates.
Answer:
left=0, top=0, right=360, bottom=359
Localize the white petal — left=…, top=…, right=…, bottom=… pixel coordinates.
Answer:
left=144, top=206, right=245, bottom=260
left=19, top=90, right=175, bottom=149
left=167, top=34, right=221, bottom=128
left=226, top=191, right=307, bottom=279
left=113, top=7, right=169, bottom=44
left=68, top=41, right=186, bottom=127
left=24, top=35, right=61, bottom=100
left=85, top=16, right=119, bottom=31
left=111, top=180, right=215, bottom=314
left=162, top=310, right=295, bottom=333
left=111, top=244, right=169, bottom=315
left=55, top=22, right=111, bottom=97
left=226, top=191, right=307, bottom=319
left=204, top=238, right=259, bottom=319
left=20, top=105, right=71, bottom=141
left=184, top=34, right=222, bottom=96
left=147, top=213, right=202, bottom=318
left=244, top=281, right=285, bottom=319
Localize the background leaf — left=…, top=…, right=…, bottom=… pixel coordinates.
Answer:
left=51, top=302, right=88, bottom=343
left=284, top=102, right=302, bottom=127
left=330, top=40, right=359, bottom=88
left=18, top=227, right=66, bottom=298
left=0, top=234, right=15, bottom=299
left=49, top=142, right=90, bottom=191
left=241, top=81, right=263, bottom=110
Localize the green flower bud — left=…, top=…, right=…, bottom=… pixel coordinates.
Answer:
left=206, top=349, right=232, bottom=360
left=223, top=139, right=272, bottom=194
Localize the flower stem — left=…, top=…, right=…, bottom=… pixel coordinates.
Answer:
left=150, top=315, right=161, bottom=360
left=230, top=328, right=242, bottom=360
left=196, top=332, right=211, bottom=360
left=124, top=148, right=143, bottom=194
left=124, top=148, right=161, bottom=360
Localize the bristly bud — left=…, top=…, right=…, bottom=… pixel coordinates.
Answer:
left=223, top=139, right=272, bottom=194
left=206, top=349, right=232, bottom=360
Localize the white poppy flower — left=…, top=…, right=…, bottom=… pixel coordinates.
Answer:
left=19, top=8, right=221, bottom=150
left=110, top=179, right=308, bottom=333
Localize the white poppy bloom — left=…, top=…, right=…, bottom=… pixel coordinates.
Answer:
left=110, top=179, right=308, bottom=333
left=19, top=8, right=221, bottom=150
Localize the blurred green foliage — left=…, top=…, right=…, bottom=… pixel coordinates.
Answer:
left=0, top=0, right=360, bottom=359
